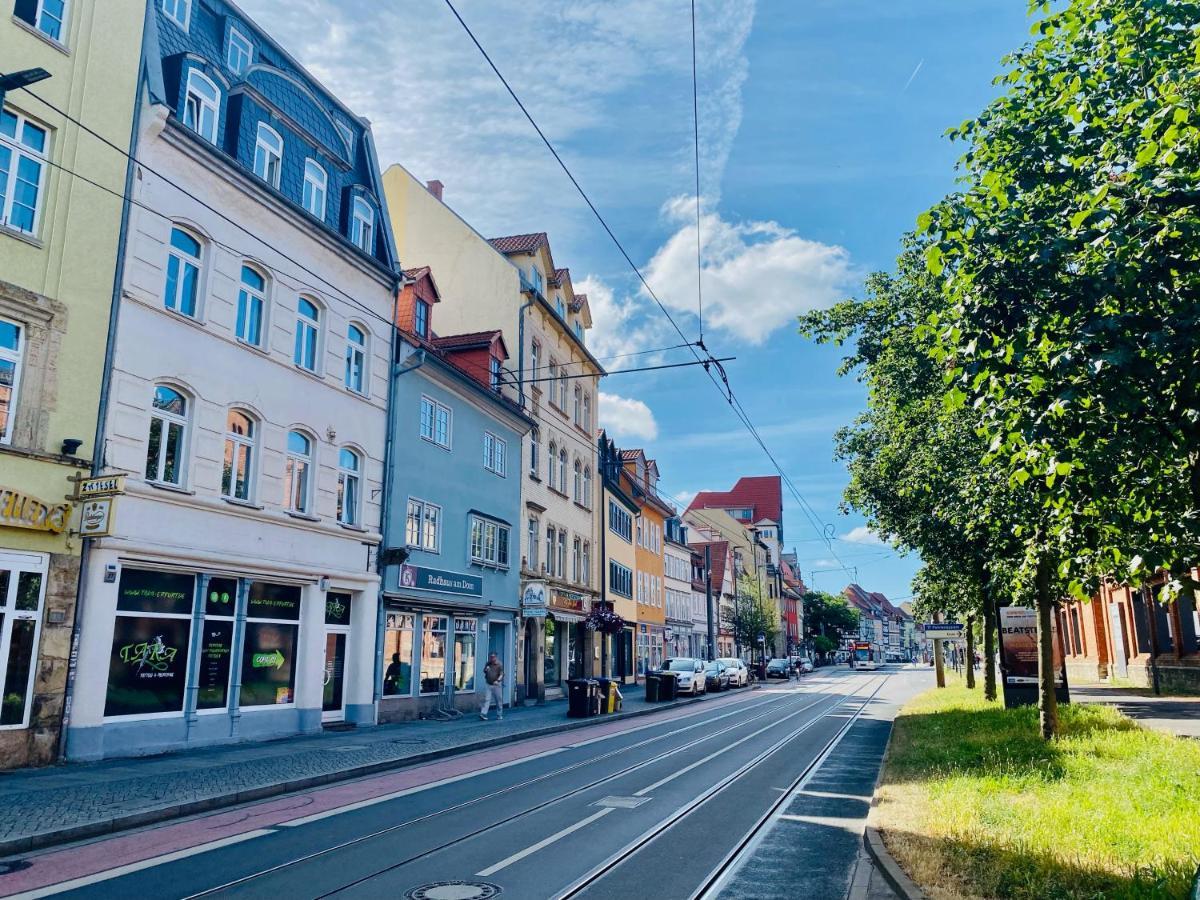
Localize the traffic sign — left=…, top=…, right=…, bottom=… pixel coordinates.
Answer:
left=925, top=622, right=964, bottom=640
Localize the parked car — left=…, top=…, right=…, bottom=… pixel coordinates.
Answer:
left=717, top=657, right=749, bottom=687
left=663, top=657, right=707, bottom=695
left=799, top=657, right=814, bottom=673
left=703, top=660, right=730, bottom=692
left=765, top=658, right=791, bottom=679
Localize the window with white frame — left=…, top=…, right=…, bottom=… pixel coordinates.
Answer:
left=529, top=340, right=540, bottom=383
left=572, top=537, right=580, bottom=582
left=302, top=158, right=326, bottom=220
left=253, top=123, right=283, bottom=189
left=557, top=529, right=566, bottom=578
left=15, top=0, right=68, bottom=43
left=0, top=108, right=48, bottom=236
left=573, top=458, right=582, bottom=502
left=182, top=70, right=219, bottom=143
left=222, top=409, right=256, bottom=501
left=235, top=264, right=266, bottom=346
left=529, top=427, right=539, bottom=476
left=544, top=524, right=556, bottom=577
left=0, top=319, right=23, bottom=445
left=583, top=393, right=591, bottom=433
left=145, top=385, right=188, bottom=485
left=345, top=323, right=367, bottom=393
left=337, top=447, right=361, bottom=526
left=469, top=516, right=509, bottom=568
left=419, top=396, right=451, bottom=448
left=351, top=197, right=374, bottom=253
left=558, top=368, right=567, bottom=410
left=283, top=430, right=313, bottom=514
left=582, top=541, right=591, bottom=586
left=546, top=441, right=557, bottom=489
left=489, top=355, right=502, bottom=392
left=333, top=120, right=355, bottom=159
left=163, top=226, right=202, bottom=318
left=547, top=360, right=558, bottom=405
left=0, top=551, right=48, bottom=729
left=483, top=431, right=506, bottom=476
left=226, top=25, right=253, bottom=74
left=405, top=498, right=440, bottom=551
left=573, top=385, right=581, bottom=425
left=162, top=0, right=190, bottom=29
left=527, top=516, right=538, bottom=570
left=558, top=447, right=567, bottom=493
left=583, top=466, right=592, bottom=509
left=294, top=297, right=321, bottom=372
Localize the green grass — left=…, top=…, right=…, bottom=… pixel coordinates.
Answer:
left=876, top=676, right=1200, bottom=899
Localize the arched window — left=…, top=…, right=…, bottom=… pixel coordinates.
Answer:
left=183, top=69, right=219, bottom=143
left=583, top=466, right=592, bottom=508
left=236, top=264, right=266, bottom=346
left=558, top=368, right=567, bottom=410
left=253, top=123, right=283, bottom=189
left=337, top=447, right=361, bottom=526
left=284, top=429, right=313, bottom=514
left=547, top=441, right=557, bottom=489
left=294, top=297, right=321, bottom=372
left=345, top=323, right=367, bottom=393
left=302, top=158, right=327, bottom=219
left=222, top=409, right=256, bottom=501
left=164, top=226, right=202, bottom=318
left=558, top=447, right=567, bottom=492
left=583, top=393, right=592, bottom=433
left=351, top=197, right=374, bottom=253
left=145, top=385, right=188, bottom=485
left=573, top=385, right=581, bottom=425
left=529, top=427, right=539, bottom=476
left=573, top=458, right=582, bottom=502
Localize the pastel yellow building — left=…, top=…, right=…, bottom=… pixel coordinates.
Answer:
left=0, top=0, right=144, bottom=766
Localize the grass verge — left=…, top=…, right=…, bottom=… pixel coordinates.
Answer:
left=875, top=675, right=1200, bottom=899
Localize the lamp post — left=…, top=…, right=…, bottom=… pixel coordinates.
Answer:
left=0, top=68, right=51, bottom=109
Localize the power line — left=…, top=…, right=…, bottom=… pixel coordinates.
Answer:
left=522, top=356, right=734, bottom=385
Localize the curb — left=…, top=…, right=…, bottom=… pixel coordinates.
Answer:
left=0, top=686, right=754, bottom=859
left=862, top=724, right=926, bottom=900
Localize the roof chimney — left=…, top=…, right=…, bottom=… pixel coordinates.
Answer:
left=426, top=179, right=444, bottom=201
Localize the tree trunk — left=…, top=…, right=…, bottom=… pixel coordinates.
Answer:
left=965, top=614, right=976, bottom=689
left=982, top=587, right=997, bottom=701
left=1036, top=557, right=1059, bottom=739
left=933, top=612, right=946, bottom=688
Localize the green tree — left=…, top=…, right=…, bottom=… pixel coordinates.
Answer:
left=802, top=591, right=860, bottom=648
left=724, top=575, right=779, bottom=663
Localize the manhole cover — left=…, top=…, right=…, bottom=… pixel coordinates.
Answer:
left=404, top=881, right=501, bottom=900
left=593, top=795, right=651, bottom=809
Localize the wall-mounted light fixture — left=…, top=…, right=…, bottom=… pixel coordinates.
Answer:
left=61, top=438, right=83, bottom=456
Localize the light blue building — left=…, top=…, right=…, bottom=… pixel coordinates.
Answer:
left=378, top=269, right=534, bottom=719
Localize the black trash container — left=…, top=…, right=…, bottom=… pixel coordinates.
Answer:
left=588, top=679, right=603, bottom=716
left=659, top=671, right=679, bottom=701
left=568, top=678, right=597, bottom=718
left=644, top=671, right=661, bottom=702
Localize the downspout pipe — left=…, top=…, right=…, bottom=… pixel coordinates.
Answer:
left=517, top=294, right=535, bottom=408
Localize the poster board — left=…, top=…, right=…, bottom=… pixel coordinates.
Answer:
left=998, top=605, right=1070, bottom=708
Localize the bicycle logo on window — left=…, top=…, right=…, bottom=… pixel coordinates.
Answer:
left=119, top=636, right=179, bottom=673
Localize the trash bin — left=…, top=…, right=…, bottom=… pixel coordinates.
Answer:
left=595, top=678, right=613, bottom=713
left=568, top=678, right=597, bottom=718
left=659, top=671, right=679, bottom=701
left=609, top=680, right=622, bottom=713
left=644, top=671, right=661, bottom=702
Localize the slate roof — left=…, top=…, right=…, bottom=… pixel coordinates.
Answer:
left=687, top=476, right=784, bottom=529
left=488, top=232, right=548, bottom=254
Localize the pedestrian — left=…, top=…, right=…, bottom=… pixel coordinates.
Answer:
left=480, top=652, right=504, bottom=721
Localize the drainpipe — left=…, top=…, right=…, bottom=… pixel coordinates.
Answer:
left=517, top=295, right=535, bottom=408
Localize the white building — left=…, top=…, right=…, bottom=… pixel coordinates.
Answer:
left=65, top=2, right=399, bottom=760
left=664, top=517, right=695, bottom=658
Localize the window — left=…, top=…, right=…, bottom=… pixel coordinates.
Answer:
left=382, top=613, right=414, bottom=696
left=557, top=530, right=566, bottom=579
left=0, top=108, right=48, bottom=235
left=226, top=25, right=253, bottom=74
left=582, top=542, right=591, bottom=587
left=608, top=501, right=632, bottom=542
left=558, top=447, right=567, bottom=493
left=583, top=394, right=592, bottom=433
left=0, top=319, right=23, bottom=445
left=145, top=385, right=188, bottom=485
left=0, top=552, right=48, bottom=729
left=253, top=124, right=283, bottom=189
left=235, top=264, right=266, bottom=346
left=529, top=427, right=539, bottom=476
left=419, top=396, right=451, bottom=448
left=610, top=561, right=632, bottom=599
left=529, top=266, right=543, bottom=293
left=222, top=409, right=255, bottom=501
left=345, top=323, right=367, bottom=393
left=15, top=0, right=68, bottom=42
left=196, top=575, right=237, bottom=711
left=302, top=159, right=327, bottom=219
left=294, top=297, right=320, bottom=372
left=163, top=226, right=202, bottom=318
left=483, top=432, right=506, bottom=476
left=283, top=430, right=312, bottom=514
left=333, top=120, right=355, bottom=159
left=239, top=582, right=300, bottom=707
left=572, top=537, right=580, bottom=583
left=573, top=385, right=581, bottom=425
left=419, top=616, right=447, bottom=695
left=546, top=441, right=557, bottom=489
left=583, top=466, right=592, bottom=508
left=573, top=459, right=582, bottom=502
left=489, top=355, right=502, bottom=391
left=558, top=369, right=567, bottom=410
left=351, top=197, right=374, bottom=253
left=529, top=340, right=540, bottom=383
left=453, top=618, right=476, bottom=692
left=545, top=525, right=556, bottom=577
left=414, top=300, right=429, bottom=339
left=182, top=70, right=219, bottom=143
left=547, top=360, right=558, bottom=405
left=527, top=517, right=538, bottom=570
left=405, top=498, right=440, bottom=551
left=556, top=297, right=566, bottom=320
left=162, top=0, right=190, bottom=29
left=574, top=322, right=584, bottom=343
left=337, top=448, right=361, bottom=526
left=469, top=516, right=510, bottom=568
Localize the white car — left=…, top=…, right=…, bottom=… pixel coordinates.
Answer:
left=717, top=657, right=749, bottom=687
left=663, top=657, right=707, bottom=695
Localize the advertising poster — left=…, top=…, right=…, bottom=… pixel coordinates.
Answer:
left=196, top=620, right=234, bottom=710
left=239, top=622, right=298, bottom=706
left=104, top=615, right=191, bottom=717
left=998, top=605, right=1068, bottom=708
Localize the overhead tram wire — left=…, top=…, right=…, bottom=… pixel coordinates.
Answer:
left=521, top=356, right=734, bottom=385
left=442, top=0, right=858, bottom=581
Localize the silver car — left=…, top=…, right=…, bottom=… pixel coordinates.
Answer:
left=717, top=657, right=749, bottom=687
left=663, top=657, right=707, bottom=695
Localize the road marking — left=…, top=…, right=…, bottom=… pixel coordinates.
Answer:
left=776, top=813, right=865, bottom=834
left=475, top=808, right=613, bottom=877
left=8, top=830, right=275, bottom=899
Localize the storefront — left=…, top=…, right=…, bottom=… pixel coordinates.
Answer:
left=637, top=623, right=666, bottom=675
left=543, top=587, right=591, bottom=696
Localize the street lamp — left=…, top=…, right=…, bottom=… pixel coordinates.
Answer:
left=0, top=68, right=51, bottom=108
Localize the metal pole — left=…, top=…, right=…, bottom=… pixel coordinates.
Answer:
left=705, top=544, right=715, bottom=660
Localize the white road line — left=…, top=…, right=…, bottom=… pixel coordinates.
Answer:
left=9, top=830, right=275, bottom=899
left=475, top=808, right=614, bottom=877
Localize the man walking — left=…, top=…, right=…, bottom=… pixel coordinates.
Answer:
left=480, top=652, right=504, bottom=721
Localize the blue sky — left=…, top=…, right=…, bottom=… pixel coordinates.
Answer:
left=244, top=0, right=1035, bottom=601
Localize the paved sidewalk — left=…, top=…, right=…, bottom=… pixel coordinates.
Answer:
left=0, top=687, right=742, bottom=856
left=1073, top=685, right=1200, bottom=737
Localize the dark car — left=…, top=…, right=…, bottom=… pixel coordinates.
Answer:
left=765, top=658, right=791, bottom=679
left=703, top=660, right=730, bottom=692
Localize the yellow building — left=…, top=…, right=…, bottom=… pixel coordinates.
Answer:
left=621, top=449, right=675, bottom=676
left=0, top=0, right=145, bottom=767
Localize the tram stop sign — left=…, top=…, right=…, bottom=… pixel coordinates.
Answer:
left=925, top=622, right=964, bottom=641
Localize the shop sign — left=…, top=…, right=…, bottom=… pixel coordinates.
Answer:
left=104, top=616, right=191, bottom=717
left=325, top=592, right=352, bottom=626
left=205, top=577, right=238, bottom=616
left=0, top=485, right=70, bottom=534
left=246, top=582, right=302, bottom=620
left=521, top=581, right=548, bottom=617
left=399, top=564, right=483, bottom=597
left=74, top=474, right=126, bottom=499
left=117, top=569, right=195, bottom=615
left=550, top=588, right=585, bottom=614
left=454, top=617, right=477, bottom=633
left=78, top=497, right=116, bottom=537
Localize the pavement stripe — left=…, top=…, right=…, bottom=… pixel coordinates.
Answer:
left=476, top=808, right=614, bottom=877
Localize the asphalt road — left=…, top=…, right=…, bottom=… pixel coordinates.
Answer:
left=6, top=666, right=928, bottom=900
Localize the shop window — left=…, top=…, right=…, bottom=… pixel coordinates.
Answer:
left=145, top=384, right=189, bottom=486
left=382, top=613, right=414, bottom=696
left=196, top=576, right=237, bottom=711
left=104, top=568, right=194, bottom=718
left=0, top=318, right=22, bottom=445
left=543, top=617, right=558, bottom=685
left=453, top=618, right=476, bottom=692
left=238, top=582, right=300, bottom=706
left=0, top=554, right=47, bottom=728
left=222, top=409, right=256, bottom=501
left=419, top=615, right=447, bottom=695
left=337, top=447, right=361, bottom=526
left=283, top=429, right=313, bottom=514
left=236, top=264, right=266, bottom=347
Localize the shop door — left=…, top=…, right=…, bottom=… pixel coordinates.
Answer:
left=489, top=622, right=507, bottom=703
left=322, top=630, right=348, bottom=721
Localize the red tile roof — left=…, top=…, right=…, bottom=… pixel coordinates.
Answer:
left=570, top=292, right=587, bottom=312
left=432, top=330, right=505, bottom=353
left=549, top=267, right=570, bottom=287
left=488, top=232, right=547, bottom=254
left=686, top=476, right=783, bottom=529
left=620, top=449, right=642, bottom=460
left=689, top=540, right=729, bottom=591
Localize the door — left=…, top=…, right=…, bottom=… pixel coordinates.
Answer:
left=322, top=630, right=347, bottom=721
left=489, top=622, right=507, bottom=704
left=1109, top=603, right=1129, bottom=679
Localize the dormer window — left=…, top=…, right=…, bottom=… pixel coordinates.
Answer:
left=529, top=266, right=543, bottom=294
left=489, top=355, right=502, bottom=391
left=574, top=322, right=584, bottom=342
left=227, top=26, right=253, bottom=75
left=183, top=70, right=219, bottom=143
left=351, top=197, right=374, bottom=253
left=253, top=124, right=282, bottom=189
left=162, top=0, right=191, bottom=31
left=302, top=159, right=327, bottom=219
left=555, top=297, right=566, bottom=320
left=414, top=300, right=429, bottom=339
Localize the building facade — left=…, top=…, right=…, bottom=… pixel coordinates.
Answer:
left=598, top=432, right=638, bottom=682
left=621, top=450, right=672, bottom=676
left=0, top=0, right=145, bottom=768
left=65, top=0, right=399, bottom=760
left=664, top=517, right=694, bottom=658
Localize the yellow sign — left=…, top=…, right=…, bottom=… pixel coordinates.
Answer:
left=79, top=497, right=116, bottom=537
left=75, top=474, right=126, bottom=499
left=0, top=485, right=71, bottom=534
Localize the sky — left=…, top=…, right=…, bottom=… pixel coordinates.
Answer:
left=241, top=0, right=1036, bottom=601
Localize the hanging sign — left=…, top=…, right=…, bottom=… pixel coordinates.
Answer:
left=74, top=474, right=126, bottom=499
left=78, top=497, right=116, bottom=537
left=521, top=581, right=548, bottom=617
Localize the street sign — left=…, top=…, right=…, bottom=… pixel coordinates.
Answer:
left=73, top=474, right=126, bottom=499
left=924, top=622, right=964, bottom=640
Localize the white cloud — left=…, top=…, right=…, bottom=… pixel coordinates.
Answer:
left=841, top=526, right=885, bottom=545
left=599, top=392, right=658, bottom=441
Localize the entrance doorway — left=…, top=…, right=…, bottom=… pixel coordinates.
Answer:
left=322, top=591, right=352, bottom=723
left=489, top=621, right=508, bottom=705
